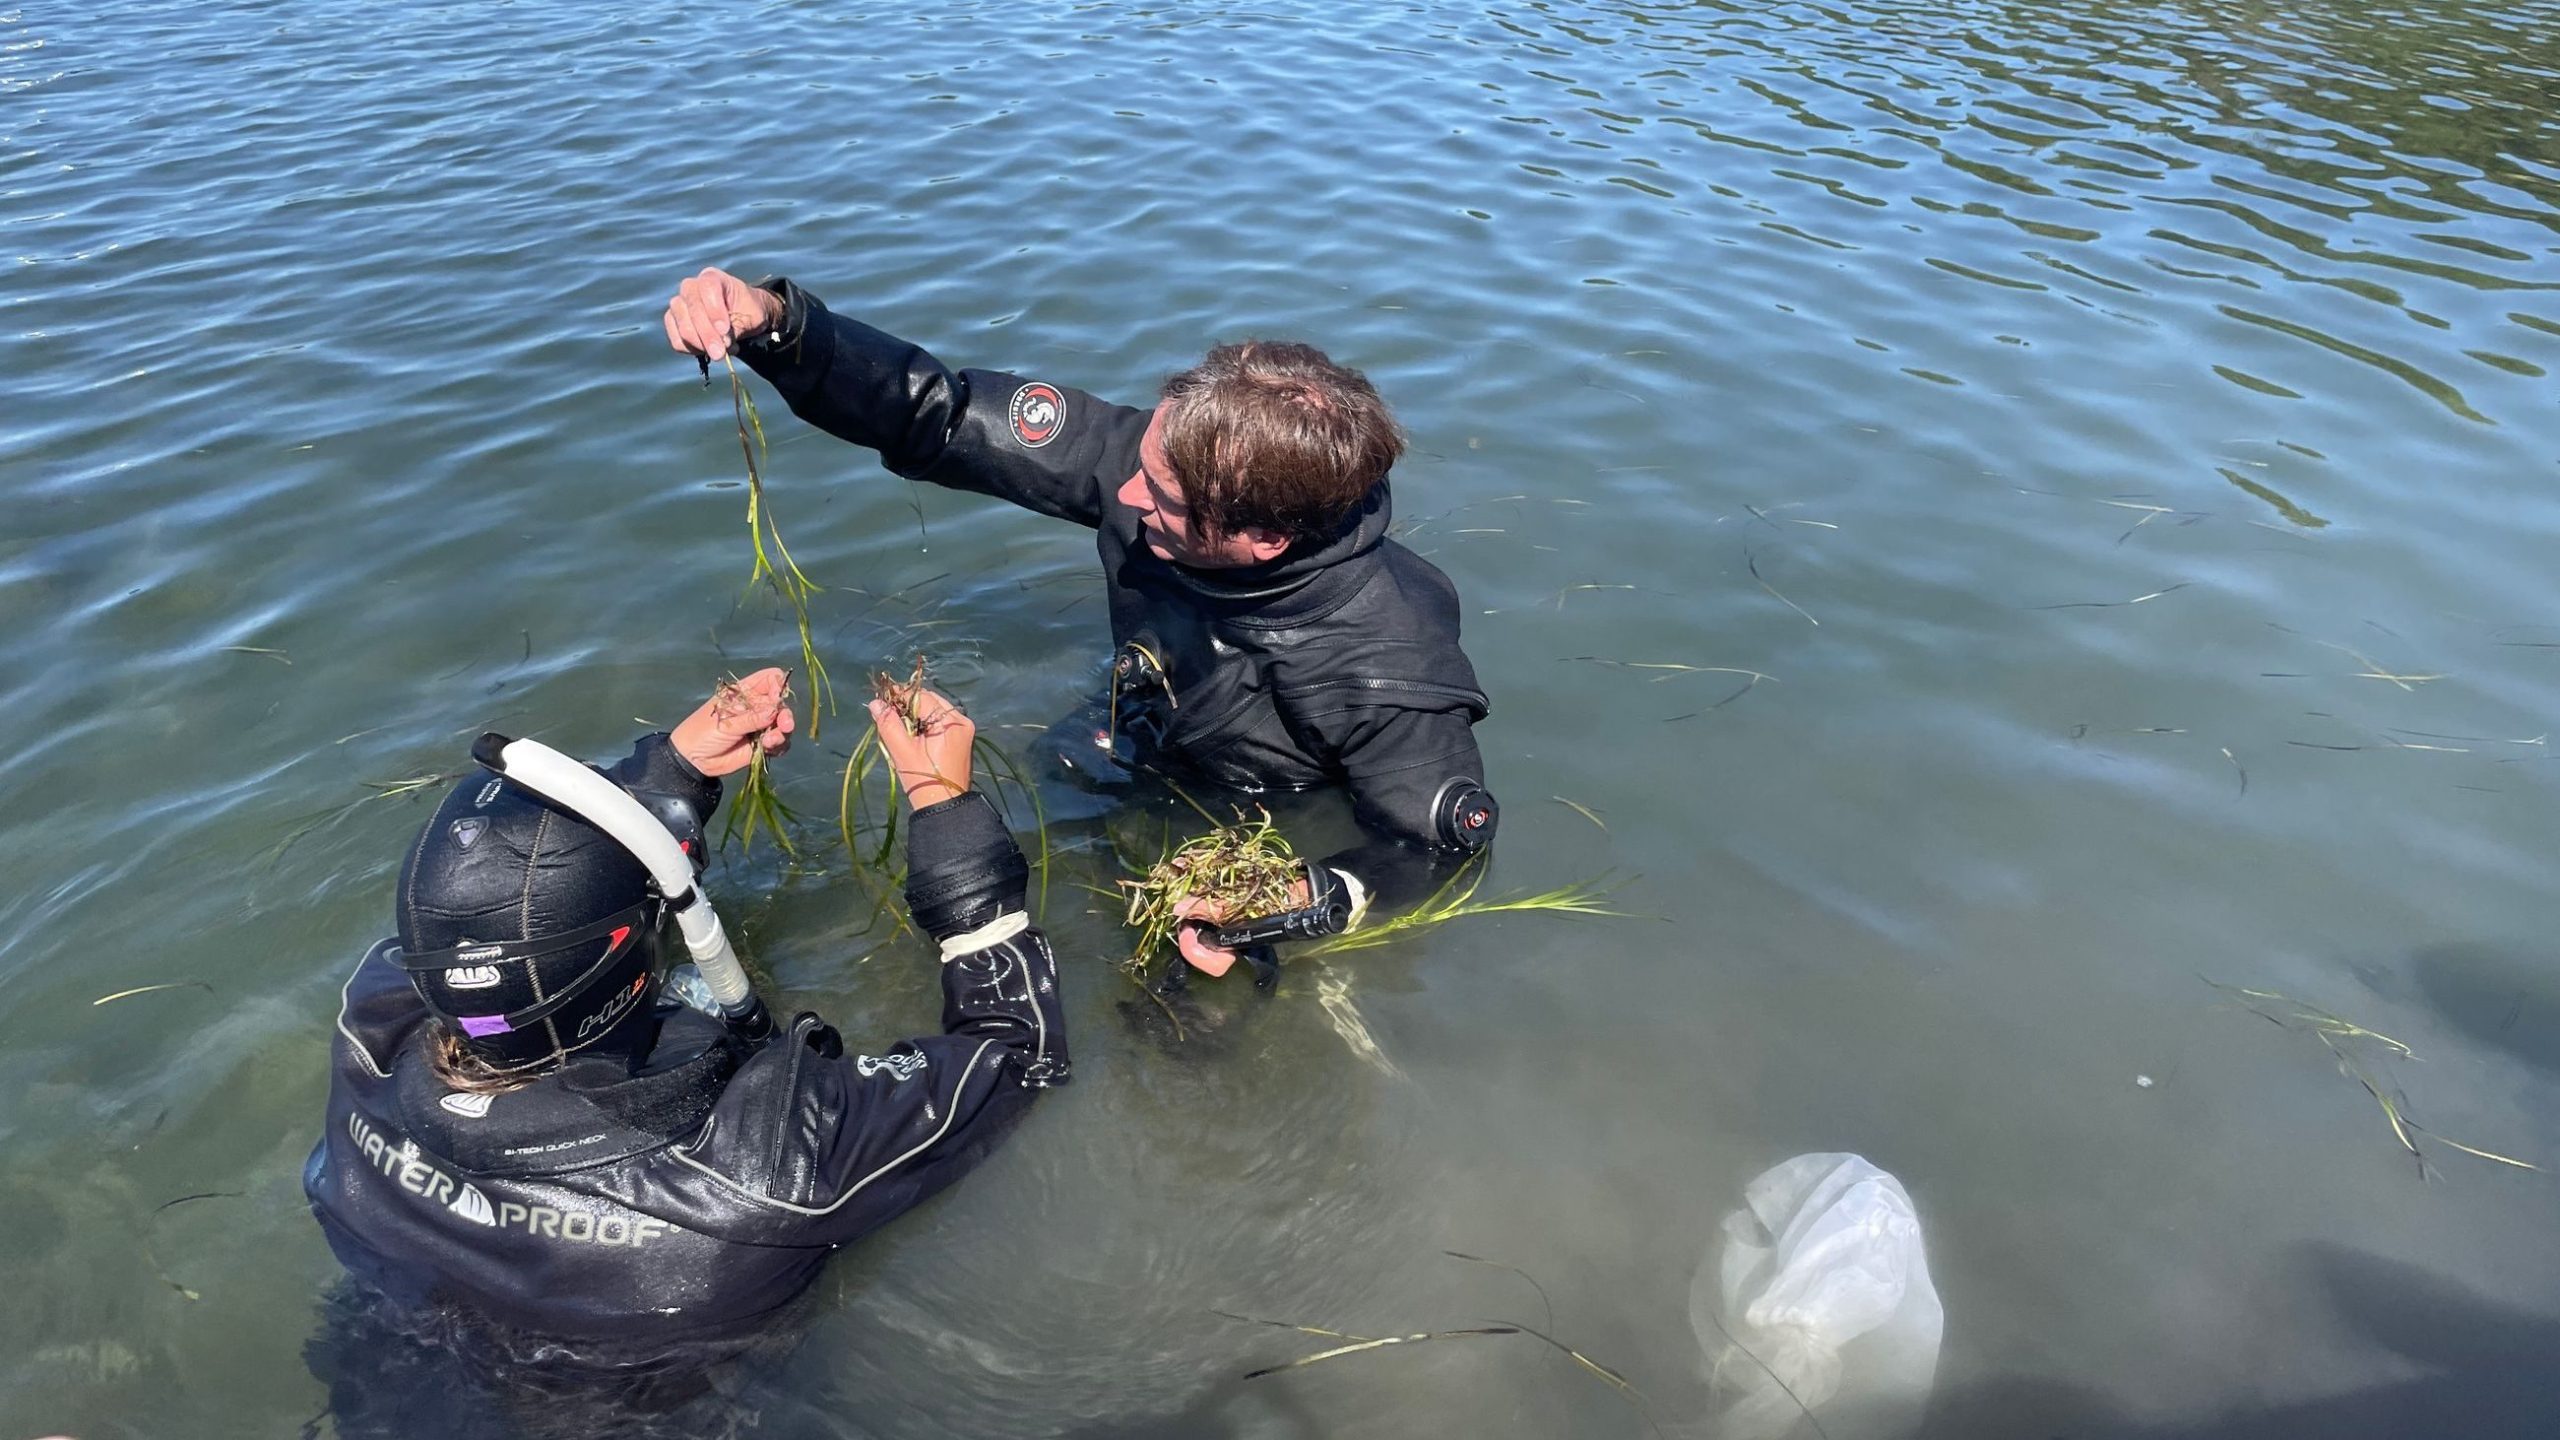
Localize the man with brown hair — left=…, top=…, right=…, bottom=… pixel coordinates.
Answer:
left=664, top=269, right=1499, bottom=976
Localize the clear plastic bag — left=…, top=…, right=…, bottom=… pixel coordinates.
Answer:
left=1693, top=1153, right=1944, bottom=1440
left=662, top=962, right=723, bottom=1018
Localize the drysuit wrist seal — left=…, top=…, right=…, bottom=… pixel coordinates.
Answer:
left=746, top=275, right=810, bottom=352
left=904, top=792, right=1030, bottom=940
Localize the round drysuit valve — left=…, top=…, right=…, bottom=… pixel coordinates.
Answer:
left=1433, top=779, right=1498, bottom=853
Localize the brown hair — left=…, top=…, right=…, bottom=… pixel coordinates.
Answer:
left=1157, top=341, right=1404, bottom=542
left=428, top=1028, right=539, bottom=1096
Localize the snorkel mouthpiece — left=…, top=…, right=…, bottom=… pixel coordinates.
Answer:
left=471, top=732, right=772, bottom=1041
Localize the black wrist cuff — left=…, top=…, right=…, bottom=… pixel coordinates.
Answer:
left=624, top=733, right=724, bottom=820
left=744, top=276, right=812, bottom=354
left=903, top=791, right=1029, bottom=940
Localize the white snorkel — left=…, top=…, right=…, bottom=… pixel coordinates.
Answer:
left=469, top=731, right=774, bottom=1040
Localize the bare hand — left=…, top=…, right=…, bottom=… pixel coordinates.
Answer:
left=671, top=667, right=796, bottom=778
left=868, top=687, right=974, bottom=810
left=663, top=266, right=783, bottom=364
left=1171, top=875, right=1311, bottom=977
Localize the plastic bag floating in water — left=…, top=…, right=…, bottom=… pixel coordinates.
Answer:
left=1693, top=1153, right=1944, bottom=1440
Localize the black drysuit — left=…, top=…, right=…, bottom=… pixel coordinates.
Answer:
left=304, top=744, right=1064, bottom=1341
left=738, top=282, right=1497, bottom=900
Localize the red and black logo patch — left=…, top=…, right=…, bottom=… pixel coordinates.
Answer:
left=1008, top=382, right=1065, bottom=449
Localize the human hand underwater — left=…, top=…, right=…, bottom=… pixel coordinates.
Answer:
left=1172, top=874, right=1312, bottom=977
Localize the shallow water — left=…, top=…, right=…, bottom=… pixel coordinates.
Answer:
left=5, top=0, right=2559, bottom=1434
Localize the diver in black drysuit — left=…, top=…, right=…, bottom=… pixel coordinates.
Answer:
left=304, top=675, right=1063, bottom=1353
left=721, top=277, right=1500, bottom=925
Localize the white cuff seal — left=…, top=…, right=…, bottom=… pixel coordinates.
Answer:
left=938, top=910, right=1030, bottom=962
left=1331, top=868, right=1372, bottom=930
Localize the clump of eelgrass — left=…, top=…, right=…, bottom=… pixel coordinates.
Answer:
left=2207, top=980, right=2539, bottom=1177
left=715, top=672, right=801, bottom=858
left=1305, top=856, right=1626, bottom=957
left=833, top=656, right=1052, bottom=938
left=870, top=652, right=928, bottom=735
left=1117, top=810, right=1304, bottom=973
left=724, top=356, right=835, bottom=738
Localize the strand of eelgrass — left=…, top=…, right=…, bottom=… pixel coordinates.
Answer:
left=834, top=721, right=1054, bottom=937
left=1304, top=855, right=1627, bottom=958
left=835, top=728, right=912, bottom=940
left=263, top=770, right=469, bottom=868
left=2207, top=980, right=2539, bottom=1174
left=719, top=745, right=801, bottom=858
left=970, top=734, right=1052, bottom=918
left=1214, top=1306, right=1661, bottom=1436
left=726, top=357, right=834, bottom=738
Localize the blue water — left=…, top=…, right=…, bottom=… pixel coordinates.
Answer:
left=5, top=1, right=2558, bottom=1434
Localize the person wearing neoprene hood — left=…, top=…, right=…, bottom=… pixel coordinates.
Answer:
left=663, top=269, right=1502, bottom=976
left=304, top=669, right=1065, bottom=1341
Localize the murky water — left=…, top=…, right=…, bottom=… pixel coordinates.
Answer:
left=6, top=0, right=2558, bottom=1434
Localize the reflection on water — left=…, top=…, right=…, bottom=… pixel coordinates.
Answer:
left=1442, top=0, right=2555, bottom=419
left=3, top=0, right=2557, bottom=1435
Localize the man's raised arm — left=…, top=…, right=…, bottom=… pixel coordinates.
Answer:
left=662, top=267, right=1145, bottom=528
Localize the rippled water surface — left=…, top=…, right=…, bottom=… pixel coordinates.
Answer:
left=7, top=0, right=2560, bottom=1435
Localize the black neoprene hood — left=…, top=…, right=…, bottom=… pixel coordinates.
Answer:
left=395, top=770, right=660, bottom=1070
